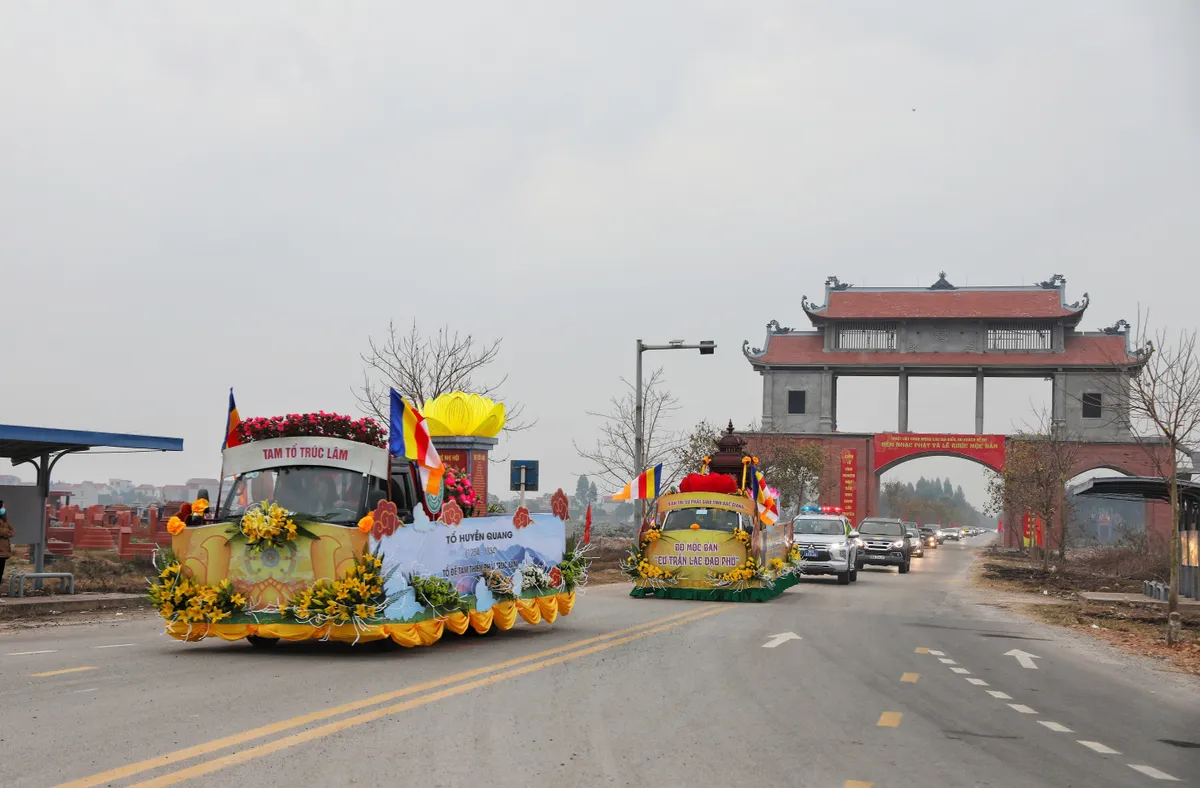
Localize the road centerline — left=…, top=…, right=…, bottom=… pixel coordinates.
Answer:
left=31, top=666, right=97, bottom=678
left=116, top=606, right=727, bottom=788
left=877, top=712, right=903, bottom=728
left=900, top=673, right=919, bottom=683
left=54, top=607, right=719, bottom=788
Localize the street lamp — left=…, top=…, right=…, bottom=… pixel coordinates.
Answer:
left=634, top=339, right=717, bottom=516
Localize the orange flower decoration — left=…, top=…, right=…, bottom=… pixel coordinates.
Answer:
left=512, top=506, right=532, bottom=529
left=166, top=516, right=186, bottom=536
left=690, top=523, right=700, bottom=530
left=357, top=512, right=374, bottom=534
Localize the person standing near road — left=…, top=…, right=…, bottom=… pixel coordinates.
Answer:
left=0, top=500, right=14, bottom=585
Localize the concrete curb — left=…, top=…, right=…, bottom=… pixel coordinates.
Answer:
left=0, top=593, right=151, bottom=620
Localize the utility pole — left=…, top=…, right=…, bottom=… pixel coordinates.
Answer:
left=634, top=338, right=717, bottom=521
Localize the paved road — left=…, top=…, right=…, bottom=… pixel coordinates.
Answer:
left=2, top=536, right=1197, bottom=788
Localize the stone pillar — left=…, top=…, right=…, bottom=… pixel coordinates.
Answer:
left=429, top=436, right=499, bottom=515
left=975, top=369, right=985, bottom=434
left=1052, top=371, right=1067, bottom=435
left=898, top=371, right=909, bottom=433
left=761, top=371, right=773, bottom=430
left=819, top=368, right=835, bottom=432
left=831, top=374, right=839, bottom=432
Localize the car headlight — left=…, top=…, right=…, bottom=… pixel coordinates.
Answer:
left=890, top=540, right=905, bottom=549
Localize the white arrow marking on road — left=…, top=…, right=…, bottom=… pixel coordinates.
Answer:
left=762, top=632, right=802, bottom=648
left=1004, top=649, right=1041, bottom=669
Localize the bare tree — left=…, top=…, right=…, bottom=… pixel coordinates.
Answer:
left=744, top=421, right=833, bottom=515
left=356, top=320, right=532, bottom=432
left=574, top=368, right=683, bottom=494
left=1099, top=323, right=1200, bottom=641
left=676, top=419, right=721, bottom=479
left=985, top=409, right=1082, bottom=569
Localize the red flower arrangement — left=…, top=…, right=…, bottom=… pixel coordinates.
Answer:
left=678, top=473, right=739, bottom=495
left=233, top=412, right=386, bottom=448
left=443, top=467, right=477, bottom=516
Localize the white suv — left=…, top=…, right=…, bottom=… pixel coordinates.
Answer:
left=791, top=509, right=860, bottom=585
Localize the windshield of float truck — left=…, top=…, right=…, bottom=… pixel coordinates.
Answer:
left=662, top=508, right=745, bottom=532
left=218, top=466, right=369, bottom=524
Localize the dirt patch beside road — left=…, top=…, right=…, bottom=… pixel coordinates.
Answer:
left=973, top=547, right=1200, bottom=675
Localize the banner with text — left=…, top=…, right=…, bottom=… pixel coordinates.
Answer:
left=840, top=449, right=858, bottom=526
left=375, top=513, right=566, bottom=597
left=873, top=433, right=1006, bottom=473
left=643, top=529, right=748, bottom=586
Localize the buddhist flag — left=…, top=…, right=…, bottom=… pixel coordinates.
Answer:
left=222, top=388, right=243, bottom=450
left=388, top=389, right=444, bottom=495
left=612, top=464, right=662, bottom=501
left=754, top=469, right=779, bottom=526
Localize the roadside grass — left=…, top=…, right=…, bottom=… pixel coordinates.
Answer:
left=4, top=551, right=155, bottom=595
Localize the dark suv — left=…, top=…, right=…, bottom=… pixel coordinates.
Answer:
left=854, top=518, right=911, bottom=574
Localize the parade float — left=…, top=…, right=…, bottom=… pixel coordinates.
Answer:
left=150, top=393, right=585, bottom=647
left=624, top=423, right=800, bottom=602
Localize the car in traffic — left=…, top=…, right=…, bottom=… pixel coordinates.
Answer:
left=919, top=526, right=940, bottom=549
left=854, top=517, right=911, bottom=574
left=904, top=522, right=924, bottom=557
left=941, top=527, right=960, bottom=542
left=791, top=509, right=859, bottom=584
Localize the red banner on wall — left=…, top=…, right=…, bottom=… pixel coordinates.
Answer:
left=873, top=433, right=1006, bottom=473
left=840, top=449, right=858, bottom=526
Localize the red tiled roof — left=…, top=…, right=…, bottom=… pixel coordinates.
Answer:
left=811, top=289, right=1078, bottom=320
left=751, top=333, right=1138, bottom=367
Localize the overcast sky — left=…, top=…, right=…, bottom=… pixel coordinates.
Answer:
left=2, top=2, right=1197, bottom=508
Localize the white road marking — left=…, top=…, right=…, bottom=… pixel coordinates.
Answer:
left=938, top=658, right=957, bottom=664
left=761, top=632, right=802, bottom=649
left=6, top=650, right=57, bottom=656
left=951, top=667, right=970, bottom=674
left=1009, top=704, right=1038, bottom=714
left=1038, top=721, right=1073, bottom=733
left=1127, top=765, right=1179, bottom=781
left=966, top=678, right=989, bottom=686
left=928, top=650, right=945, bottom=656
left=71, top=687, right=99, bottom=694
left=987, top=691, right=1012, bottom=699
left=92, top=643, right=136, bottom=649
left=1003, top=648, right=1041, bottom=669
left=1078, top=741, right=1120, bottom=755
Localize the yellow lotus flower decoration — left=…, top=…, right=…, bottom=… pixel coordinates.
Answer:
left=421, top=392, right=506, bottom=438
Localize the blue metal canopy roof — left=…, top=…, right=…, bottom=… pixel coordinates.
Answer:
left=0, top=423, right=184, bottom=464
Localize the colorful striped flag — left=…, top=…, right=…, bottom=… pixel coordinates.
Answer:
left=222, top=388, right=243, bottom=450
left=612, top=464, right=662, bottom=501
left=753, top=469, right=779, bottom=526
left=389, top=389, right=444, bottom=495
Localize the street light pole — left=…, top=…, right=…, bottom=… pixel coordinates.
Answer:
left=633, top=338, right=717, bottom=522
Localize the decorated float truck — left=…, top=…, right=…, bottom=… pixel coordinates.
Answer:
left=154, top=427, right=583, bottom=647
left=624, top=464, right=801, bottom=603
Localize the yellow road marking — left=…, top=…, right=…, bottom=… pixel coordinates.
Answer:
left=30, top=666, right=97, bottom=678
left=124, top=606, right=727, bottom=788
left=845, top=782, right=874, bottom=788
left=55, top=607, right=716, bottom=788
left=914, top=647, right=929, bottom=654
left=877, top=711, right=903, bottom=728
left=901, top=672, right=919, bottom=683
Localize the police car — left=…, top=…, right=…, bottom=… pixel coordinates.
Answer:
left=791, top=505, right=860, bottom=585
